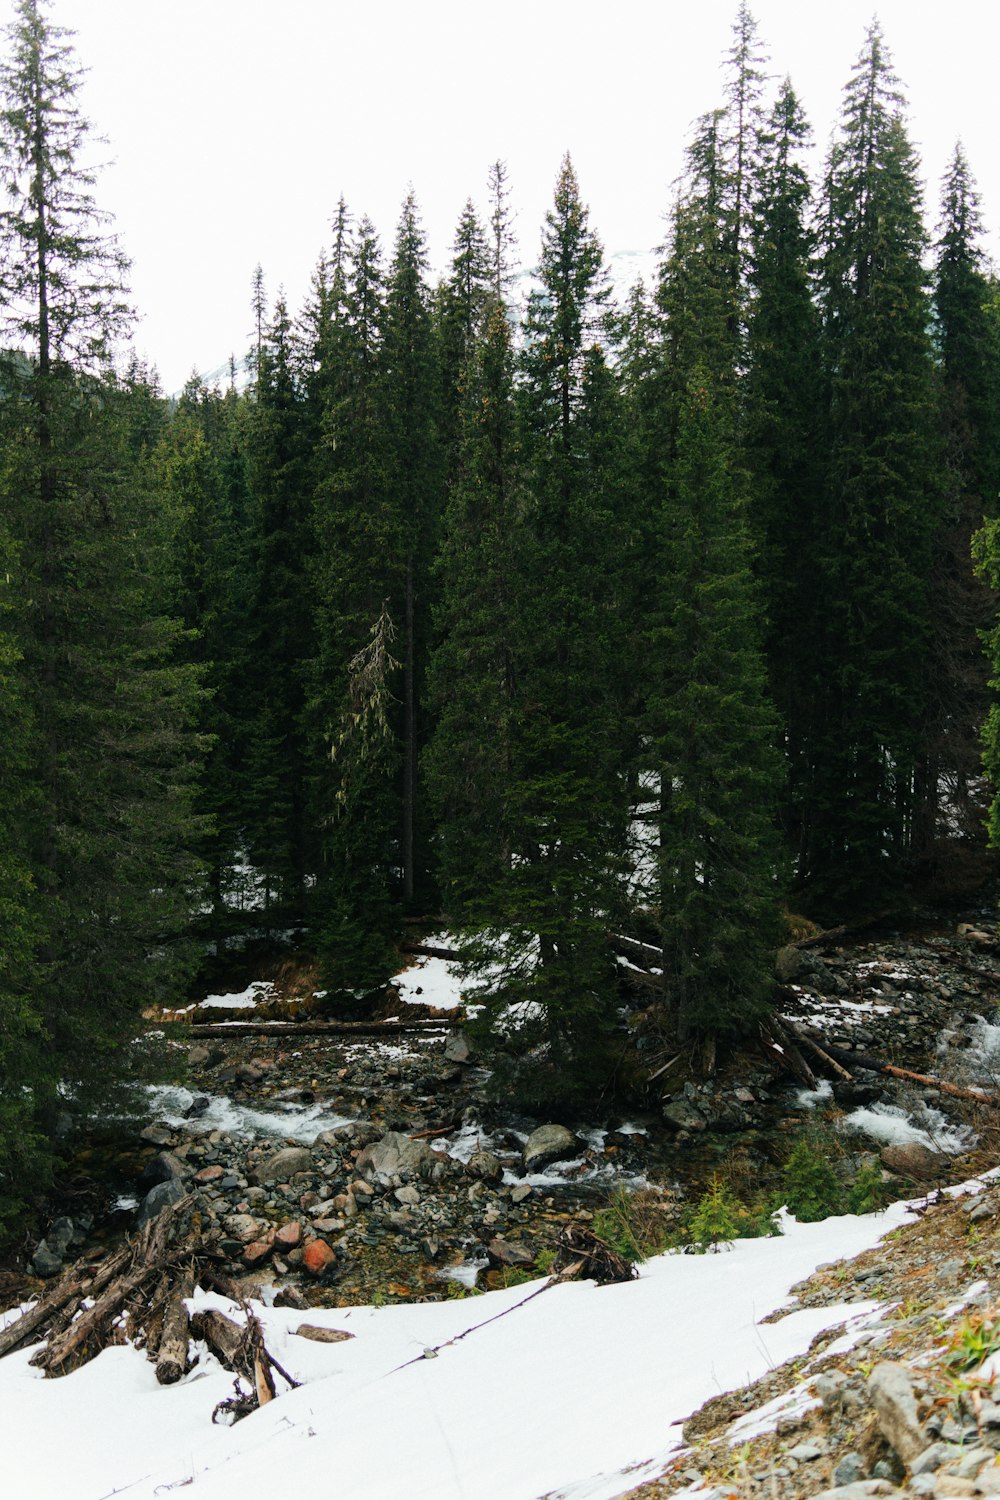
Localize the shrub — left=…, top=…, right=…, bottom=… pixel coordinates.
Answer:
left=592, top=1186, right=672, bottom=1263
left=779, top=1136, right=844, bottom=1222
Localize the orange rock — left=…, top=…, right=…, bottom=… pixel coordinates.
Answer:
left=302, top=1239, right=335, bottom=1277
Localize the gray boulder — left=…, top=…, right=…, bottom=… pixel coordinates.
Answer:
left=355, top=1131, right=436, bottom=1182
left=868, top=1360, right=926, bottom=1466
left=31, top=1241, right=65, bottom=1279
left=775, top=944, right=822, bottom=984
left=137, top=1176, right=186, bottom=1227
left=467, top=1150, right=504, bottom=1185
left=252, top=1146, right=312, bottom=1185
left=138, top=1150, right=186, bottom=1192
left=443, top=1031, right=473, bottom=1064
left=522, top=1124, right=577, bottom=1173
left=662, top=1097, right=707, bottom=1132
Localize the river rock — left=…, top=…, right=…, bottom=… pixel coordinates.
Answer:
left=443, top=1031, right=473, bottom=1064
left=880, top=1142, right=950, bottom=1181
left=253, top=1146, right=312, bottom=1184
left=662, top=1097, right=706, bottom=1132
left=522, top=1124, right=576, bottom=1172
left=188, top=1043, right=222, bottom=1069
left=243, top=1234, right=274, bottom=1267
left=224, top=1212, right=264, bottom=1243
left=487, top=1237, right=535, bottom=1267
left=138, top=1151, right=186, bottom=1192
left=355, top=1131, right=435, bottom=1181
left=302, top=1239, right=336, bottom=1277
left=776, top=945, right=823, bottom=984
left=467, top=1151, right=504, bottom=1185
left=31, top=1241, right=65, bottom=1278
left=137, top=1176, right=186, bottom=1227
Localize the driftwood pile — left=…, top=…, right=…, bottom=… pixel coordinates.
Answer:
left=0, top=1193, right=297, bottom=1422
left=554, top=1224, right=638, bottom=1285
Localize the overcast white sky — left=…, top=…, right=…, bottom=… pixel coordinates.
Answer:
left=14, top=0, right=999, bottom=392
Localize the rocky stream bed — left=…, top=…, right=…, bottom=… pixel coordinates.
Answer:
left=10, top=912, right=1000, bottom=1319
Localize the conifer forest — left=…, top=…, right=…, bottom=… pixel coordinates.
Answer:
left=3, top=0, right=1000, bottom=1230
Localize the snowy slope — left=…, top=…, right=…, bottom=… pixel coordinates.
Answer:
left=0, top=1195, right=926, bottom=1500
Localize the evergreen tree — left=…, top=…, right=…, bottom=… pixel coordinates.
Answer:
left=243, top=293, right=315, bottom=920
left=309, top=211, right=402, bottom=991
left=931, top=147, right=1000, bottom=843
left=808, top=24, right=943, bottom=902
left=744, top=79, right=824, bottom=868
left=720, top=2, right=769, bottom=329
left=154, top=377, right=254, bottom=937
left=0, top=529, right=46, bottom=1234
left=0, top=0, right=205, bottom=1136
left=487, top=159, right=517, bottom=299
left=381, top=190, right=441, bottom=907
left=648, top=369, right=783, bottom=1045
left=435, top=198, right=491, bottom=473
left=425, top=297, right=524, bottom=916
left=464, top=156, right=628, bottom=1104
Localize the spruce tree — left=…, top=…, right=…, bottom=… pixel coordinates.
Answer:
left=154, top=377, right=254, bottom=938
left=0, top=0, right=206, bottom=1125
left=381, top=190, right=441, bottom=907
left=243, top=293, right=315, bottom=921
left=744, top=79, right=824, bottom=869
left=931, top=147, right=1000, bottom=844
left=464, top=156, right=628, bottom=1104
left=425, top=296, right=525, bottom=917
left=809, top=24, right=943, bottom=902
left=436, top=198, right=491, bottom=475
left=0, top=532, right=47, bottom=1234
left=648, top=369, right=783, bottom=1044
left=309, top=213, right=401, bottom=992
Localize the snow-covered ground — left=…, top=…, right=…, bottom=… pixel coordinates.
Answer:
left=0, top=1192, right=938, bottom=1500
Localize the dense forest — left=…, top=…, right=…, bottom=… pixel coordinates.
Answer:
left=2, top=0, right=1000, bottom=1229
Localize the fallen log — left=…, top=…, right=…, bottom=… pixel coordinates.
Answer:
left=917, top=940, right=1000, bottom=985
left=400, top=942, right=459, bottom=961
left=780, top=1016, right=853, bottom=1082
left=33, top=1259, right=162, bottom=1373
left=156, top=1268, right=194, bottom=1386
left=0, top=1273, right=85, bottom=1360
left=191, top=1307, right=244, bottom=1368
left=879, top=1063, right=1000, bottom=1110
left=192, top=1305, right=299, bottom=1402
left=0, top=1240, right=133, bottom=1361
left=790, top=1035, right=1000, bottom=1110
left=186, top=1018, right=451, bottom=1039
left=185, top=1014, right=452, bottom=1038
left=609, top=933, right=663, bottom=967
left=789, top=908, right=905, bottom=951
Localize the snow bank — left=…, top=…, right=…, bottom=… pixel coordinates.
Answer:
left=0, top=1195, right=922, bottom=1500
